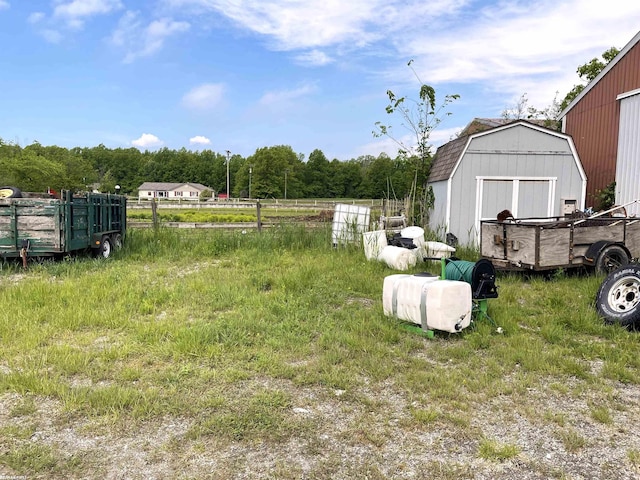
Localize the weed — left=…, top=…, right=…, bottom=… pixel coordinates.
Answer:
left=589, top=405, right=613, bottom=424
left=478, top=438, right=521, bottom=461
left=557, top=428, right=587, bottom=452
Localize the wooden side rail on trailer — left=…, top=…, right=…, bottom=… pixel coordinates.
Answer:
left=480, top=216, right=640, bottom=273
left=0, top=190, right=127, bottom=263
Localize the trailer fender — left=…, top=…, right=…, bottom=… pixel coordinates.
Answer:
left=585, top=241, right=631, bottom=265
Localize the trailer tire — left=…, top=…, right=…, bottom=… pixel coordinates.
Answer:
left=596, top=264, right=640, bottom=328
left=0, top=186, right=22, bottom=199
left=113, top=234, right=123, bottom=250
left=595, top=244, right=630, bottom=274
left=99, top=236, right=113, bottom=259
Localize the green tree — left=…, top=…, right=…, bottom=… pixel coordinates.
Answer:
left=560, top=47, right=620, bottom=111
left=373, top=60, right=459, bottom=226
left=501, top=92, right=562, bottom=131
left=246, top=145, right=301, bottom=199
left=0, top=142, right=66, bottom=192
left=303, top=149, right=330, bottom=198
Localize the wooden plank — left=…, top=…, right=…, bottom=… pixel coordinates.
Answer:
left=625, top=221, right=640, bottom=258
left=16, top=216, right=57, bottom=231
left=572, top=223, right=624, bottom=244
left=502, top=224, right=539, bottom=267
left=539, top=228, right=572, bottom=266
left=480, top=223, right=505, bottom=258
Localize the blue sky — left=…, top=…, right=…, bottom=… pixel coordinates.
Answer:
left=0, top=1, right=638, bottom=161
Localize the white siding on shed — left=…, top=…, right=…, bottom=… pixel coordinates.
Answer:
left=615, top=90, right=640, bottom=216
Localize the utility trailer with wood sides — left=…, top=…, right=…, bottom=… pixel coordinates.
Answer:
left=0, top=190, right=126, bottom=265
left=480, top=215, right=640, bottom=273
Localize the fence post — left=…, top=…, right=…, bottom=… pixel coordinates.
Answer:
left=257, top=200, right=262, bottom=233
left=151, top=198, right=159, bottom=229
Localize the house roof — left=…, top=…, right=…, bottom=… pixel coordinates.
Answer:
left=138, top=182, right=211, bottom=191
left=428, top=120, right=576, bottom=183
left=559, top=30, right=640, bottom=118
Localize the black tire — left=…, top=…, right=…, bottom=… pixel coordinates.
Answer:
left=0, top=186, right=22, bottom=199
left=99, top=236, right=113, bottom=259
left=596, top=264, right=640, bottom=328
left=112, top=233, right=123, bottom=250
left=595, top=244, right=630, bottom=274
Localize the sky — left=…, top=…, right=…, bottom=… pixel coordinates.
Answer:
left=0, top=1, right=638, bottom=162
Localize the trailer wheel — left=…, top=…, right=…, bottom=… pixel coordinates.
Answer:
left=113, top=234, right=123, bottom=250
left=596, top=264, right=640, bottom=328
left=0, top=186, right=22, bottom=198
left=595, top=245, right=630, bottom=274
left=99, top=236, right=113, bottom=259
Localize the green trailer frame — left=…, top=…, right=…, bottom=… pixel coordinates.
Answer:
left=0, top=190, right=127, bottom=262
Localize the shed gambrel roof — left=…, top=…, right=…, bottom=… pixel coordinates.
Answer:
left=559, top=30, right=640, bottom=118
left=428, top=120, right=583, bottom=183
left=428, top=135, right=469, bottom=182
left=138, top=182, right=211, bottom=191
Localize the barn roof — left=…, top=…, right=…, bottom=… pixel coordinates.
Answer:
left=428, top=120, right=575, bottom=183
left=559, top=30, right=640, bottom=118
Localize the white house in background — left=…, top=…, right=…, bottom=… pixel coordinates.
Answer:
left=137, top=182, right=213, bottom=200
left=427, top=120, right=586, bottom=247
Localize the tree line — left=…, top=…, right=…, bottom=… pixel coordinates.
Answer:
left=0, top=138, right=423, bottom=200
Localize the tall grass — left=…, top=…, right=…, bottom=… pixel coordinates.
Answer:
left=1, top=225, right=640, bottom=476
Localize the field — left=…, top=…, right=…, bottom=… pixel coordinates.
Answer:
left=2, top=225, right=640, bottom=479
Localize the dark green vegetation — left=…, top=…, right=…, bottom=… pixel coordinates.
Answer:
left=2, top=227, right=640, bottom=478
left=0, top=140, right=423, bottom=202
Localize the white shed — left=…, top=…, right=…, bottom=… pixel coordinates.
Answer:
left=427, top=120, right=586, bottom=247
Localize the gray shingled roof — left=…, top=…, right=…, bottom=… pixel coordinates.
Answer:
left=138, top=182, right=211, bottom=191
left=428, top=135, right=469, bottom=182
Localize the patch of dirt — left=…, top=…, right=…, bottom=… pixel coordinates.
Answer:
left=3, top=374, right=640, bottom=479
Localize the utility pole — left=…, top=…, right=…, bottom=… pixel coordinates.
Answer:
left=248, top=165, right=252, bottom=199
left=225, top=150, right=231, bottom=200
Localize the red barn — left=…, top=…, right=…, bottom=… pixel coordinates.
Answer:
left=559, top=30, right=640, bottom=212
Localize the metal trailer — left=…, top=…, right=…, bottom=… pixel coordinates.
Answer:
left=0, top=190, right=126, bottom=265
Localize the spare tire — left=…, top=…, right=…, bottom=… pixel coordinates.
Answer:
left=0, top=186, right=22, bottom=199
left=596, top=264, right=640, bottom=328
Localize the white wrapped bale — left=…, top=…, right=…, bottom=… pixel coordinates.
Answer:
left=378, top=245, right=417, bottom=270
left=383, top=275, right=472, bottom=333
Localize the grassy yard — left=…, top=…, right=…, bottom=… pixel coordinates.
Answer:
left=1, top=226, right=640, bottom=479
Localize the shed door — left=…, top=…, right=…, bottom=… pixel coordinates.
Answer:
left=615, top=91, right=640, bottom=217
left=476, top=177, right=556, bottom=238
left=480, top=180, right=513, bottom=219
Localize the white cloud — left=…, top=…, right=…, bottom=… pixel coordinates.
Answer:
left=132, top=133, right=163, bottom=149
left=259, top=83, right=317, bottom=106
left=40, top=29, right=64, bottom=44
left=165, top=0, right=465, bottom=51
left=181, top=83, right=225, bottom=110
left=0, top=1, right=9, bottom=11
left=165, top=0, right=639, bottom=114
left=111, top=11, right=190, bottom=63
left=294, top=50, right=333, bottom=67
left=53, top=0, right=123, bottom=28
left=27, top=12, right=45, bottom=24
left=394, top=0, right=640, bottom=103
left=189, top=135, right=211, bottom=145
